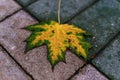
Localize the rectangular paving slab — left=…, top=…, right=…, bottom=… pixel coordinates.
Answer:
left=92, top=34, right=120, bottom=80
left=69, top=0, right=120, bottom=58
left=0, top=47, right=31, bottom=80
left=26, top=0, right=96, bottom=23
left=0, top=10, right=85, bottom=80
left=16, top=0, right=37, bottom=6
left=71, top=64, right=108, bottom=80
left=0, top=0, right=21, bottom=21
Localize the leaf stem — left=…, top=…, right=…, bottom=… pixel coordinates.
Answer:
left=58, top=0, right=61, bottom=24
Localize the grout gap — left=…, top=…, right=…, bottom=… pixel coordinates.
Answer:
left=90, top=63, right=111, bottom=80
left=0, top=45, right=35, bottom=80
left=1, top=0, right=119, bottom=80
left=88, top=32, right=120, bottom=80
left=14, top=0, right=39, bottom=7
left=67, top=31, right=120, bottom=80
left=14, top=0, right=100, bottom=24
left=89, top=31, right=120, bottom=61
left=0, top=9, right=21, bottom=23
left=67, top=62, right=88, bottom=80
left=14, top=0, right=40, bottom=22
left=64, top=0, right=100, bottom=23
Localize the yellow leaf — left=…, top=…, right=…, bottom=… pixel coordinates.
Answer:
left=25, top=21, right=91, bottom=67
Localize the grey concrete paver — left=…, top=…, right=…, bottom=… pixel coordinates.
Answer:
left=0, top=10, right=85, bottom=80
left=26, top=0, right=96, bottom=23
left=0, top=0, right=21, bottom=21
left=71, top=65, right=108, bottom=80
left=0, top=47, right=32, bottom=80
left=70, top=0, right=120, bottom=58
left=92, top=35, right=120, bottom=80
left=16, top=0, right=37, bottom=6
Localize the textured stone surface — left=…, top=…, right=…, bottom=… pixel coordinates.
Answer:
left=0, top=10, right=85, bottom=80
left=26, top=0, right=96, bottom=23
left=70, top=0, right=120, bottom=57
left=0, top=47, right=31, bottom=80
left=92, top=35, right=120, bottom=80
left=24, top=48, right=84, bottom=80
left=0, top=0, right=21, bottom=21
left=71, top=65, right=108, bottom=80
left=16, top=0, right=36, bottom=6
left=0, top=10, right=38, bottom=49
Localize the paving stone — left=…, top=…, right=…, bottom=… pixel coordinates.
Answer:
left=0, top=10, right=85, bottom=80
left=69, top=0, right=120, bottom=58
left=0, top=47, right=31, bottom=80
left=0, top=0, right=21, bottom=21
left=16, top=0, right=37, bottom=6
left=92, top=35, right=120, bottom=80
left=71, top=65, right=108, bottom=80
left=26, top=0, right=96, bottom=23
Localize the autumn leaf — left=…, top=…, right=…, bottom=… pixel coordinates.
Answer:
left=24, top=21, right=91, bottom=68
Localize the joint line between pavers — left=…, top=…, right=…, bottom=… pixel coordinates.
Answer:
left=67, top=62, right=87, bottom=80
left=64, top=0, right=100, bottom=24
left=14, top=0, right=39, bottom=7
left=90, top=31, right=120, bottom=61
left=14, top=0, right=40, bottom=22
left=90, top=63, right=111, bottom=80
left=0, top=45, right=35, bottom=80
left=67, top=32, right=120, bottom=80
left=0, top=9, right=22, bottom=23
left=89, top=32, right=120, bottom=80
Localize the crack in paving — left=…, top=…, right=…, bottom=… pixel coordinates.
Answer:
left=0, top=45, right=35, bottom=80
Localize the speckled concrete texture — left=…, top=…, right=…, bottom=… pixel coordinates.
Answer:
left=70, top=0, right=120, bottom=57
left=0, top=0, right=119, bottom=79
left=0, top=10, right=85, bottom=80
left=0, top=0, right=21, bottom=21
left=26, top=0, right=95, bottom=23
left=71, top=65, right=108, bottom=80
left=0, top=47, right=31, bottom=80
left=92, top=35, right=120, bottom=80
left=0, top=10, right=38, bottom=50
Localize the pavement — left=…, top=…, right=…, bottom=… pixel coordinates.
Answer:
left=0, top=0, right=120, bottom=80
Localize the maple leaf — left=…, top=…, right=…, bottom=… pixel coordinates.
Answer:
left=24, top=21, right=91, bottom=68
